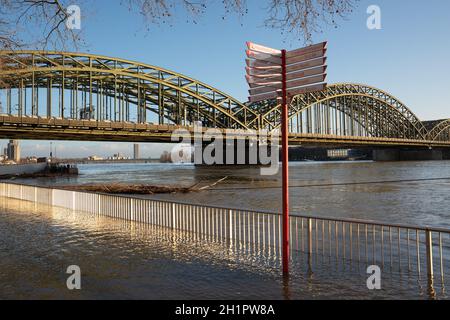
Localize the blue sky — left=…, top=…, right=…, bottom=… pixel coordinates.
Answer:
left=4, top=0, right=450, bottom=158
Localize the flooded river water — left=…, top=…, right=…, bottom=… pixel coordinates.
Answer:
left=2, top=160, right=449, bottom=299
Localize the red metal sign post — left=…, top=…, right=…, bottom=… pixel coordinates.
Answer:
left=245, top=41, right=327, bottom=276
left=280, top=49, right=290, bottom=276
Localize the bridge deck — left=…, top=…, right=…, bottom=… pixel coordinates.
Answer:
left=1, top=115, right=449, bottom=148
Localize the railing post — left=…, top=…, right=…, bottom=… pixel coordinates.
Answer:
left=172, top=203, right=176, bottom=229
left=307, top=218, right=313, bottom=255
left=130, top=198, right=134, bottom=221
left=229, top=209, right=233, bottom=243
left=426, top=229, right=434, bottom=278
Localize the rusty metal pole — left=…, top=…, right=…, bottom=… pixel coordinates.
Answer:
left=281, top=49, right=290, bottom=276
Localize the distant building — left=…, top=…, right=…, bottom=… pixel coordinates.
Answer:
left=26, top=156, right=38, bottom=163
left=88, top=155, right=104, bottom=161
left=160, top=151, right=171, bottom=163
left=133, top=144, right=140, bottom=160
left=7, top=140, right=20, bottom=163
left=108, top=153, right=129, bottom=160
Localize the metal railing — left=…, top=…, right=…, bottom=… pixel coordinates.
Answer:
left=289, top=216, right=449, bottom=282
left=0, top=181, right=449, bottom=288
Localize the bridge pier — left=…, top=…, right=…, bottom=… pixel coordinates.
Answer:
left=373, top=148, right=444, bottom=161
left=444, top=149, right=450, bottom=160
left=194, top=140, right=275, bottom=166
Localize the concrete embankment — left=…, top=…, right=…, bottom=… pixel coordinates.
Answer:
left=0, top=163, right=48, bottom=176
left=0, top=163, right=78, bottom=179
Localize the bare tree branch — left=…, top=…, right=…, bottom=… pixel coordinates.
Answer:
left=0, top=0, right=84, bottom=50
left=0, top=0, right=357, bottom=89
left=120, top=0, right=356, bottom=43
left=122, top=0, right=209, bottom=26
left=265, top=0, right=357, bottom=43
left=0, top=0, right=357, bottom=51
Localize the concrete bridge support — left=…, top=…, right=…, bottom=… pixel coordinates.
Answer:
left=194, top=140, right=276, bottom=166
left=444, top=149, right=450, bottom=160
left=373, top=148, right=444, bottom=161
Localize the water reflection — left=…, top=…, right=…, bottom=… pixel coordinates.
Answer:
left=282, top=275, right=291, bottom=300
left=1, top=197, right=447, bottom=299
left=428, top=277, right=437, bottom=300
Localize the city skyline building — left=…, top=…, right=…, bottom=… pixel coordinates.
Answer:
left=133, top=144, right=140, bottom=160
left=7, top=140, right=20, bottom=162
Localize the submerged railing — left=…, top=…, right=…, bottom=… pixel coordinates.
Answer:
left=0, top=181, right=449, bottom=289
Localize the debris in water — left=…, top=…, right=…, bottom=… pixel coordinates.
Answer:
left=59, top=177, right=228, bottom=194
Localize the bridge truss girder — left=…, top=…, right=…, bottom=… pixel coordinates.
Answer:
left=0, top=51, right=260, bottom=130
left=251, top=83, right=428, bottom=140
left=426, top=119, right=450, bottom=142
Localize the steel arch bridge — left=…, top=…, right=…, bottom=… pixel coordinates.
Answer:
left=0, top=50, right=449, bottom=147
left=0, top=51, right=259, bottom=129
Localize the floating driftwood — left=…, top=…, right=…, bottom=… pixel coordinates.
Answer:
left=197, top=176, right=228, bottom=190
left=60, top=177, right=228, bottom=195
left=60, top=183, right=192, bottom=194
